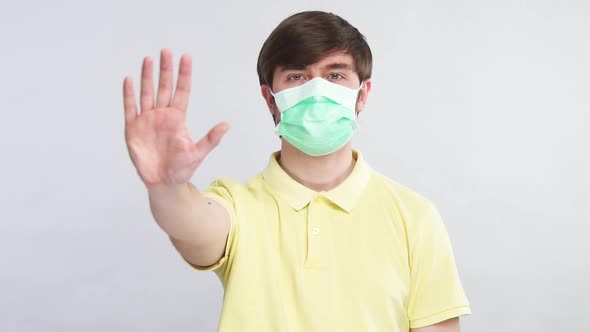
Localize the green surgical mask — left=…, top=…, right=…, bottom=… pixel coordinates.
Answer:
left=271, top=78, right=363, bottom=156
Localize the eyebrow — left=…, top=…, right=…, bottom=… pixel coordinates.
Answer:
left=322, top=63, right=354, bottom=71
left=278, top=62, right=355, bottom=72
left=278, top=65, right=306, bottom=72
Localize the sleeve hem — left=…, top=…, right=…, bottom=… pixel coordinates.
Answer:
left=409, top=306, right=472, bottom=329
left=183, top=255, right=228, bottom=271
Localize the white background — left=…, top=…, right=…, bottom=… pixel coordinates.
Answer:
left=1, top=0, right=588, bottom=331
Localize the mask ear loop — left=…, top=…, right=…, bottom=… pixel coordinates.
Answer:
left=271, top=101, right=280, bottom=126
left=269, top=89, right=282, bottom=137
left=269, top=87, right=280, bottom=126
left=355, top=81, right=364, bottom=119
left=273, top=111, right=283, bottom=138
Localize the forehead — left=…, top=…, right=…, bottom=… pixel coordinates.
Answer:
left=277, top=51, right=355, bottom=72
left=307, top=52, right=355, bottom=70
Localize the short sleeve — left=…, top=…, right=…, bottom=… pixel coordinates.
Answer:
left=407, top=203, right=471, bottom=328
left=183, top=178, right=239, bottom=279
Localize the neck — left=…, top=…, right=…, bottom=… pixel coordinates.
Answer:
left=278, top=141, right=356, bottom=192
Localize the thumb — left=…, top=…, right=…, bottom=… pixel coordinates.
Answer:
left=193, top=122, right=230, bottom=157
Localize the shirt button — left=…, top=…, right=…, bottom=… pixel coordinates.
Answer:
left=312, top=227, right=320, bottom=235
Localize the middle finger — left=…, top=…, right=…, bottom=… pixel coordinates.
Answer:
left=156, top=48, right=174, bottom=108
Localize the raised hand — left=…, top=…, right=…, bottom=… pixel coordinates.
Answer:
left=123, top=49, right=229, bottom=188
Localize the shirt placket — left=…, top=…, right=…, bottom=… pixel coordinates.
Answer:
left=305, top=195, right=326, bottom=268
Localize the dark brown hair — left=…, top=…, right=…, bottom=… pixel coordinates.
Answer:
left=257, top=11, right=372, bottom=88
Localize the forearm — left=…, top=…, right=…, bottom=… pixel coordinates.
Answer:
left=147, top=182, right=210, bottom=242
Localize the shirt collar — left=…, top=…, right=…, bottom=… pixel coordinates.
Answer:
left=261, top=149, right=373, bottom=213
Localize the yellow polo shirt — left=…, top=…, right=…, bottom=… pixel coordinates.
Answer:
left=188, top=150, right=471, bottom=331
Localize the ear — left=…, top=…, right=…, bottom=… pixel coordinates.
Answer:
left=261, top=84, right=281, bottom=124
left=356, top=79, right=372, bottom=114
left=261, top=84, right=277, bottom=115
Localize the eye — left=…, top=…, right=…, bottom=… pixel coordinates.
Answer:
left=288, top=74, right=304, bottom=81
left=329, top=73, right=344, bottom=80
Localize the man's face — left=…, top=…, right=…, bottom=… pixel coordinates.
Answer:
left=261, top=51, right=372, bottom=122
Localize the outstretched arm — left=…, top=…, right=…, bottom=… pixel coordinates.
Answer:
left=123, top=49, right=230, bottom=267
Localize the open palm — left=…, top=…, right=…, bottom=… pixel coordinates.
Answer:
left=123, top=49, right=229, bottom=188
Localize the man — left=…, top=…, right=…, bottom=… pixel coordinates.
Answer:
left=123, top=11, right=470, bottom=332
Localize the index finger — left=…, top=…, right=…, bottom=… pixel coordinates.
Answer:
left=172, top=53, right=192, bottom=112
